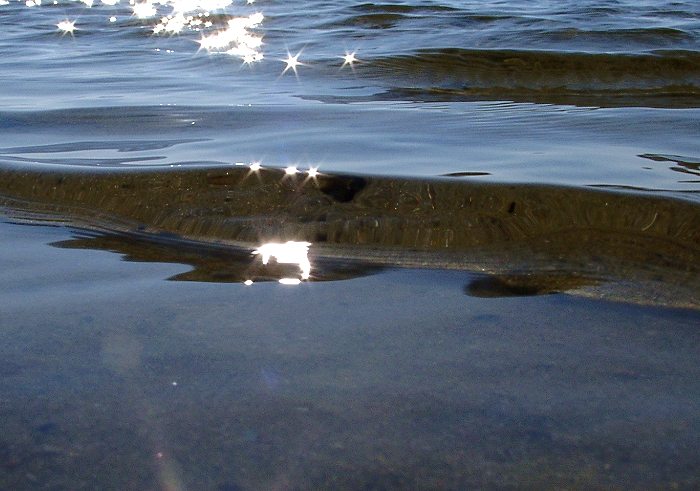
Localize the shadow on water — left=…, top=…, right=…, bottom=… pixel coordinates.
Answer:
left=1, top=159, right=699, bottom=308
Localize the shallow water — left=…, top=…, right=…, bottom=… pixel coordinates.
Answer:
left=2, top=219, right=700, bottom=489
left=1, top=0, right=700, bottom=488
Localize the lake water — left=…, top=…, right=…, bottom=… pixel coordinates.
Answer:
left=1, top=0, right=699, bottom=489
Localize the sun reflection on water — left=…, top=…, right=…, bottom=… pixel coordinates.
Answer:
left=248, top=161, right=262, bottom=172
left=197, top=10, right=264, bottom=63
left=281, top=50, right=304, bottom=76
left=5, top=0, right=362, bottom=73
left=341, top=51, right=358, bottom=69
left=132, top=1, right=156, bottom=19
left=56, top=19, right=77, bottom=34
left=252, top=241, right=312, bottom=285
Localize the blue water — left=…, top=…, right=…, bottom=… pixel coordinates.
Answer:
left=1, top=1, right=700, bottom=489
left=2, top=219, right=700, bottom=489
left=0, top=0, right=699, bottom=190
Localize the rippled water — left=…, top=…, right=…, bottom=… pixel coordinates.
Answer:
left=2, top=0, right=700, bottom=107
left=1, top=1, right=700, bottom=489
left=1, top=0, right=699, bottom=185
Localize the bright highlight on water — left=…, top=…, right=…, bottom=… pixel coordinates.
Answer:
left=253, top=241, right=312, bottom=283
left=25, top=0, right=361, bottom=70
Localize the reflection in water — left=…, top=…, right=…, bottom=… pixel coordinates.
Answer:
left=639, top=153, right=700, bottom=181
left=253, top=241, right=312, bottom=284
left=50, top=230, right=383, bottom=284
left=196, top=11, right=264, bottom=64
left=18, top=0, right=266, bottom=64
left=465, top=274, right=598, bottom=298
left=56, top=19, right=76, bottom=35
left=341, top=51, right=358, bottom=69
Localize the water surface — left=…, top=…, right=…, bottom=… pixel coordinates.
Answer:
left=1, top=0, right=700, bottom=488
left=2, top=219, right=700, bottom=489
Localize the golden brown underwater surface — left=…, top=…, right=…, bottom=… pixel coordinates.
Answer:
left=1, top=160, right=699, bottom=308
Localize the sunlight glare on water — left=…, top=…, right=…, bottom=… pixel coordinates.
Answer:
left=6, top=0, right=267, bottom=64
left=252, top=241, right=312, bottom=284
left=196, top=11, right=264, bottom=63
left=1, top=0, right=362, bottom=74
left=56, top=19, right=76, bottom=34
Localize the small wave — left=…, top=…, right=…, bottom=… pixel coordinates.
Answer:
left=322, top=3, right=458, bottom=29
left=530, top=27, right=696, bottom=49
left=342, top=12, right=406, bottom=28
left=1, top=161, right=698, bottom=308
left=347, top=87, right=700, bottom=109
left=360, top=48, right=700, bottom=107
left=442, top=171, right=491, bottom=178
left=0, top=154, right=165, bottom=167
left=0, top=138, right=213, bottom=169
left=0, top=139, right=205, bottom=154
left=350, top=3, right=458, bottom=14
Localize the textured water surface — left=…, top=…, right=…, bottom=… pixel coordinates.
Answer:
left=1, top=0, right=700, bottom=489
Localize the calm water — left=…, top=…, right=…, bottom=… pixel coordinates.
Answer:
left=1, top=0, right=700, bottom=489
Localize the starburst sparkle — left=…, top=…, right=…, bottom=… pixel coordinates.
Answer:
left=282, top=51, right=303, bottom=75
left=341, top=51, right=357, bottom=68
left=56, top=19, right=76, bottom=34
left=7, top=0, right=367, bottom=76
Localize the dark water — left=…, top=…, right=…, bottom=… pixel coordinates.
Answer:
left=1, top=0, right=700, bottom=489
